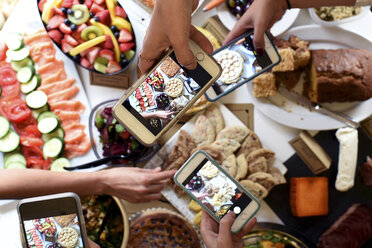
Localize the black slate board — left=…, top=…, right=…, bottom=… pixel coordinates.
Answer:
left=265, top=129, right=372, bottom=248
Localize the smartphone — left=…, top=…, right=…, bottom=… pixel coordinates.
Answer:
left=17, top=192, right=88, bottom=248
left=205, top=31, right=281, bottom=101
left=113, top=40, right=222, bottom=146
left=174, top=151, right=260, bottom=233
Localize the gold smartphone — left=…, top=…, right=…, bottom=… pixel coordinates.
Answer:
left=174, top=151, right=260, bottom=233
left=113, top=40, right=222, bottom=146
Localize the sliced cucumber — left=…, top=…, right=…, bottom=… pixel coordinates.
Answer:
left=0, top=131, right=19, bottom=152
left=26, top=90, right=48, bottom=109
left=43, top=137, right=64, bottom=159
left=31, top=104, right=50, bottom=119
left=0, top=116, right=10, bottom=139
left=10, top=57, right=34, bottom=72
left=4, top=153, right=26, bottom=168
left=38, top=117, right=59, bottom=134
left=17, top=66, right=35, bottom=83
left=21, top=74, right=41, bottom=94
left=5, top=161, right=26, bottom=169
left=6, top=47, right=29, bottom=62
left=37, top=111, right=59, bottom=122
left=42, top=127, right=65, bottom=142
left=50, top=157, right=70, bottom=171
left=5, top=33, right=23, bottom=51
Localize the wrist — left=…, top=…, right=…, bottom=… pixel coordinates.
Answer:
left=94, top=170, right=109, bottom=195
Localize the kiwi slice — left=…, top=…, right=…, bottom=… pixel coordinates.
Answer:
left=81, top=26, right=104, bottom=41
left=68, top=4, right=90, bottom=25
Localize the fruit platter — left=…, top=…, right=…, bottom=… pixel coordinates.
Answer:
left=37, top=0, right=136, bottom=75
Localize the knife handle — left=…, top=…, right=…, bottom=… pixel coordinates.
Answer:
left=313, top=105, right=360, bottom=129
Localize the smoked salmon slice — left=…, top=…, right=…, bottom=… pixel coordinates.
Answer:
left=38, top=60, right=66, bottom=80
left=38, top=79, right=75, bottom=95
left=23, top=31, right=50, bottom=47
left=47, top=85, right=79, bottom=103
left=54, top=110, right=81, bottom=122
left=65, top=135, right=91, bottom=159
left=41, top=69, right=66, bottom=85
left=64, top=126, right=85, bottom=144
left=49, top=100, right=85, bottom=113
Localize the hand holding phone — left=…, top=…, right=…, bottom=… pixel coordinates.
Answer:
left=174, top=151, right=260, bottom=233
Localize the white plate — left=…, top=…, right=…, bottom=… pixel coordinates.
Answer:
left=217, top=4, right=300, bottom=36
left=247, top=25, right=372, bottom=130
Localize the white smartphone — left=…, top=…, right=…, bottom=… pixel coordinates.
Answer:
left=174, top=151, right=260, bottom=233
left=205, top=31, right=281, bottom=101
left=17, top=192, right=89, bottom=248
left=113, top=40, right=222, bottom=146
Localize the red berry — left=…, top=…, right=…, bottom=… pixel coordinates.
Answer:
left=90, top=3, right=104, bottom=14
left=103, top=35, right=114, bottom=49
left=65, top=34, right=78, bottom=46
left=61, top=0, right=73, bottom=8
left=87, top=47, right=100, bottom=64
left=115, top=6, right=127, bottom=19
left=84, top=0, right=93, bottom=9
left=93, top=0, right=105, bottom=4
left=118, top=28, right=133, bottom=43
left=61, top=39, right=73, bottom=53
left=48, top=30, right=63, bottom=44
left=52, top=7, right=65, bottom=16
left=46, top=15, right=65, bottom=30
left=99, top=49, right=114, bottom=61
left=119, top=42, right=135, bottom=53
left=106, top=60, right=122, bottom=74
left=80, top=57, right=91, bottom=68
left=38, top=0, right=47, bottom=12
left=95, top=10, right=111, bottom=26
left=59, top=23, right=72, bottom=34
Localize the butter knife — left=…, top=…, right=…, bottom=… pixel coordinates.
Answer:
left=278, top=87, right=360, bottom=129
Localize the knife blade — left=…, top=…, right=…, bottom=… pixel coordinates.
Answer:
left=278, top=87, right=360, bottom=129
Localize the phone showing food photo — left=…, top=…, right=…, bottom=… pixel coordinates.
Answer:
left=174, top=150, right=260, bottom=233
left=205, top=31, right=281, bottom=101
left=113, top=40, right=222, bottom=146
left=17, top=192, right=89, bottom=248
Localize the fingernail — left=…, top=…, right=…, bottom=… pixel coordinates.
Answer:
left=256, top=49, right=264, bottom=56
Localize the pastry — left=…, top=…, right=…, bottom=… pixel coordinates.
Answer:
left=247, top=156, right=267, bottom=174
left=185, top=95, right=211, bottom=115
left=215, top=50, right=244, bottom=84
left=191, top=114, right=216, bottom=148
left=253, top=72, right=277, bottom=97
left=210, top=138, right=241, bottom=158
left=247, top=172, right=277, bottom=191
left=160, top=57, right=181, bottom=77
left=192, top=145, right=225, bottom=164
left=205, top=105, right=225, bottom=134
left=164, top=78, right=184, bottom=98
left=318, top=203, right=372, bottom=248
left=247, top=149, right=275, bottom=164
left=53, top=214, right=76, bottom=227
left=267, top=166, right=286, bottom=184
left=216, top=126, right=249, bottom=143
left=236, top=131, right=262, bottom=158
left=235, top=154, right=248, bottom=181
left=221, top=154, right=237, bottom=177
left=272, top=47, right=296, bottom=72
left=274, top=69, right=303, bottom=90
left=163, top=130, right=195, bottom=171
left=240, top=180, right=268, bottom=199
left=127, top=208, right=201, bottom=248
left=290, top=177, right=329, bottom=217
left=200, top=160, right=219, bottom=179
left=193, top=211, right=203, bottom=226
left=308, top=49, right=372, bottom=103
left=360, top=156, right=372, bottom=186
left=189, top=200, right=203, bottom=213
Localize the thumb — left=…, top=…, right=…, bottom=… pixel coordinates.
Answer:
left=217, top=211, right=235, bottom=246
left=190, top=26, right=214, bottom=55
left=172, top=38, right=197, bottom=70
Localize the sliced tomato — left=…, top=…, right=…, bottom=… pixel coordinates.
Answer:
left=22, top=146, right=44, bottom=160
left=23, top=125, right=42, bottom=137
left=1, top=82, right=20, bottom=97
left=13, top=116, right=37, bottom=134
left=0, top=66, right=18, bottom=86
left=20, top=136, right=44, bottom=147
left=26, top=158, right=51, bottom=170
left=0, top=43, right=7, bottom=62
left=7, top=100, right=31, bottom=123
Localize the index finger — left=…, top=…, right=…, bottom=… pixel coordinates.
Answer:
left=147, top=169, right=176, bottom=182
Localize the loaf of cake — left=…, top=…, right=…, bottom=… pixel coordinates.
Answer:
left=309, top=49, right=372, bottom=103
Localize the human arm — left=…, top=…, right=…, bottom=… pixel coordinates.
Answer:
left=0, top=167, right=175, bottom=202
left=200, top=210, right=257, bottom=248
left=141, top=110, right=175, bottom=120
left=138, top=0, right=213, bottom=73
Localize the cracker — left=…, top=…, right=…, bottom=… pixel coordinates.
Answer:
left=247, top=172, right=277, bottom=191
left=205, top=105, right=225, bottom=134
left=216, top=126, right=249, bottom=143
left=240, top=180, right=268, bottom=199
left=221, top=154, right=237, bottom=177
left=235, top=154, right=248, bottom=181
left=192, top=114, right=216, bottom=148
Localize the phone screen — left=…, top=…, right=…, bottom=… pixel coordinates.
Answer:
left=183, top=158, right=252, bottom=219
left=123, top=52, right=212, bottom=136
left=208, top=32, right=274, bottom=97
left=22, top=213, right=85, bottom=247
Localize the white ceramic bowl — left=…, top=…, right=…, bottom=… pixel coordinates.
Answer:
left=308, top=6, right=371, bottom=26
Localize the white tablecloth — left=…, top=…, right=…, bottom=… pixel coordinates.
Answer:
left=1, top=0, right=372, bottom=246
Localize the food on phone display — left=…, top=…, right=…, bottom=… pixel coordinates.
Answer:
left=127, top=208, right=201, bottom=248
left=26, top=228, right=43, bottom=248
left=57, top=227, right=79, bottom=248
left=164, top=78, right=184, bottom=98
left=155, top=93, right=170, bottom=110
left=46, top=243, right=62, bottom=248
left=32, top=218, right=57, bottom=237
left=95, top=106, right=142, bottom=159
left=290, top=177, right=329, bottom=217
left=215, top=50, right=244, bottom=84
left=317, top=203, right=372, bottom=248
left=216, top=204, right=233, bottom=218
left=53, top=214, right=76, bottom=227
left=226, top=0, right=254, bottom=19
left=200, top=160, right=220, bottom=178
left=185, top=95, right=211, bottom=115
left=37, top=0, right=136, bottom=74
left=160, top=57, right=181, bottom=78
left=131, top=83, right=155, bottom=112
left=145, top=70, right=164, bottom=91
left=186, top=175, right=204, bottom=191
left=81, top=195, right=124, bottom=248
left=308, top=49, right=372, bottom=103
left=360, top=156, right=372, bottom=186
left=315, top=6, right=362, bottom=21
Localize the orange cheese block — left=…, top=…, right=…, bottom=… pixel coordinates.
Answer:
left=290, top=177, right=329, bottom=217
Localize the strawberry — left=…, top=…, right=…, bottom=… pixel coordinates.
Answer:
left=72, top=0, right=79, bottom=4
left=48, top=30, right=63, bottom=44
left=65, top=34, right=78, bottom=46
left=84, top=0, right=93, bottom=9
left=103, top=35, right=114, bottom=49
left=106, top=61, right=122, bottom=74
left=115, top=6, right=127, bottom=19
left=52, top=7, right=64, bottom=16
left=38, top=0, right=47, bottom=11
left=46, top=15, right=65, bottom=30
left=118, top=28, right=133, bottom=43
left=77, top=23, right=87, bottom=33
left=87, top=47, right=100, bottom=64
left=80, top=57, right=91, bottom=68
left=71, top=31, right=85, bottom=44
left=94, top=0, right=105, bottom=4
left=90, top=3, right=104, bottom=14
left=61, top=39, right=73, bottom=53
left=61, top=0, right=73, bottom=8
left=99, top=49, right=114, bottom=61
left=119, top=42, right=135, bottom=53
left=95, top=10, right=110, bottom=26
left=59, top=23, right=72, bottom=34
